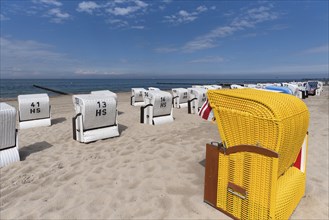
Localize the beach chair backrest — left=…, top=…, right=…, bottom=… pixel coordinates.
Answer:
left=91, top=90, right=117, bottom=101
left=207, top=89, right=309, bottom=176
left=188, top=88, right=207, bottom=108
left=132, top=88, right=146, bottom=102
left=145, top=91, right=172, bottom=117
left=73, top=94, right=117, bottom=130
left=18, top=94, right=50, bottom=122
left=172, top=88, right=188, bottom=104
left=0, top=103, right=16, bottom=150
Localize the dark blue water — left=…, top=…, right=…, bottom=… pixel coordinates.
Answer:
left=0, top=78, right=302, bottom=98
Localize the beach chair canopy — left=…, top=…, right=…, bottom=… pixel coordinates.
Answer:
left=207, top=89, right=309, bottom=176
left=18, top=93, right=50, bottom=121
left=264, top=85, right=292, bottom=94
left=91, top=90, right=117, bottom=101
left=73, top=94, right=117, bottom=131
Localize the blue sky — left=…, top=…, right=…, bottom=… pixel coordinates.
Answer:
left=0, top=0, right=328, bottom=79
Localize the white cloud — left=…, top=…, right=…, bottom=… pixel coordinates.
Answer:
left=74, top=69, right=122, bottom=75
left=106, top=19, right=129, bottom=28
left=189, top=56, right=226, bottom=63
left=164, top=5, right=208, bottom=25
left=32, top=0, right=62, bottom=7
left=77, top=1, right=100, bottom=14
left=182, top=5, right=278, bottom=52
left=131, top=25, right=145, bottom=29
left=0, top=37, right=76, bottom=77
left=106, top=0, right=148, bottom=16
left=47, top=8, right=70, bottom=23
left=301, top=44, right=329, bottom=54
left=154, top=47, right=178, bottom=53
left=0, top=13, right=10, bottom=21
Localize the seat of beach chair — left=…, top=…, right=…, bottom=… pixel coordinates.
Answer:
left=204, top=88, right=309, bottom=220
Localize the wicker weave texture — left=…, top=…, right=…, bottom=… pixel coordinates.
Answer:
left=207, top=89, right=309, bottom=176
left=216, top=152, right=278, bottom=219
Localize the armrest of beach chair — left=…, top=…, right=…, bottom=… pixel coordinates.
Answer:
left=140, top=104, right=153, bottom=124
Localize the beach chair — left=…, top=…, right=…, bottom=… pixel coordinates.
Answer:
left=230, top=84, right=244, bottom=89
left=131, top=88, right=147, bottom=106
left=91, top=90, right=118, bottom=101
left=140, top=90, right=174, bottom=125
left=204, top=89, right=309, bottom=220
left=0, top=103, right=20, bottom=167
left=316, top=81, right=323, bottom=96
left=202, top=85, right=222, bottom=90
left=306, top=81, right=317, bottom=96
left=264, top=85, right=293, bottom=94
left=187, top=88, right=207, bottom=114
left=172, top=88, right=188, bottom=108
left=18, top=93, right=51, bottom=129
left=72, top=94, right=119, bottom=143
left=148, top=87, right=160, bottom=91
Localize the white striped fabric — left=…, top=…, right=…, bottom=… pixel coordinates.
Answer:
left=0, top=145, right=20, bottom=167
left=0, top=103, right=16, bottom=150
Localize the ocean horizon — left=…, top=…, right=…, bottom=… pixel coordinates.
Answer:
left=0, top=78, right=326, bottom=99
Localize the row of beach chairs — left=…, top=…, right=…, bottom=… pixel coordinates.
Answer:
left=0, top=81, right=322, bottom=168
left=0, top=81, right=318, bottom=219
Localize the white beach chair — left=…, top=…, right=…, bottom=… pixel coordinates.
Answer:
left=202, top=85, right=222, bottom=90
left=187, top=88, right=207, bottom=114
left=0, top=103, right=20, bottom=167
left=140, top=91, right=174, bottom=125
left=131, top=88, right=147, bottom=106
left=192, top=85, right=203, bottom=88
left=91, top=90, right=118, bottom=101
left=148, top=87, right=160, bottom=91
left=316, top=81, right=323, bottom=96
left=18, top=93, right=51, bottom=129
left=72, top=94, right=119, bottom=143
left=172, top=88, right=188, bottom=108
left=230, top=84, right=244, bottom=89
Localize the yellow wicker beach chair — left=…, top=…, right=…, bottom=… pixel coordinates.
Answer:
left=204, top=89, right=309, bottom=220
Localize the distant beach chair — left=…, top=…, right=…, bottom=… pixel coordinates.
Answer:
left=72, top=94, right=119, bottom=143
left=204, top=89, right=309, bottom=220
left=91, top=90, right=118, bottom=101
left=131, top=88, right=147, bottom=106
left=316, top=81, right=323, bottom=96
left=18, top=93, right=51, bottom=129
left=148, top=87, right=160, bottom=91
left=140, top=90, right=174, bottom=125
left=230, top=84, right=244, bottom=89
left=202, top=85, right=222, bottom=90
left=0, top=103, right=20, bottom=167
left=306, top=81, right=318, bottom=96
left=187, top=88, right=207, bottom=114
left=264, top=85, right=293, bottom=94
left=172, top=88, right=188, bottom=108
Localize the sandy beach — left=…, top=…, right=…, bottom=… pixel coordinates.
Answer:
left=0, top=87, right=328, bottom=219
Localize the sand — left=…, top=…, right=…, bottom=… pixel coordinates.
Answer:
left=0, top=87, right=328, bottom=219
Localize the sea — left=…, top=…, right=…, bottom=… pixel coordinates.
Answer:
left=0, top=78, right=310, bottom=99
